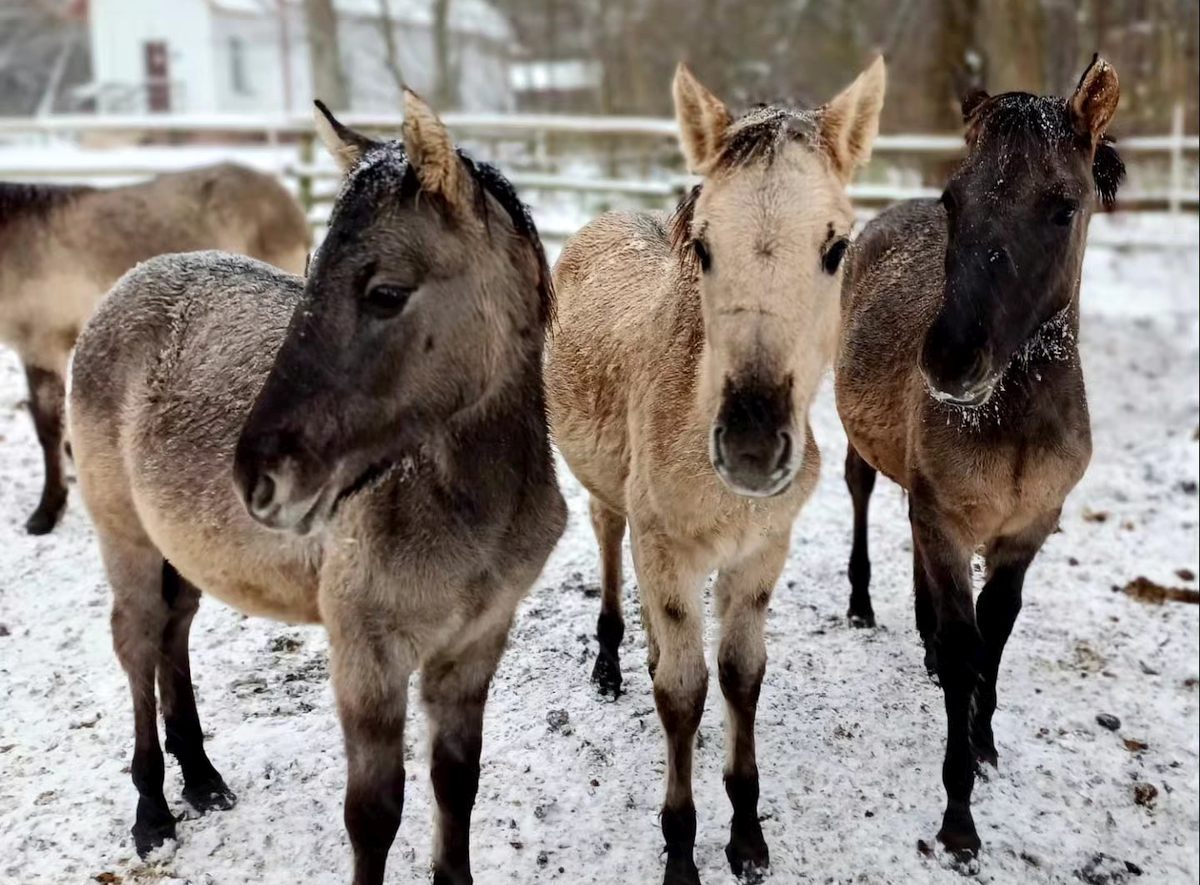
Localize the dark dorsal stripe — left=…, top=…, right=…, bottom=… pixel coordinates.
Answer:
left=0, top=181, right=94, bottom=233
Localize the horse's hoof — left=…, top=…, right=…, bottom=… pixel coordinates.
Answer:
left=591, top=652, right=623, bottom=699
left=937, top=808, right=981, bottom=860
left=432, top=868, right=473, bottom=885
left=726, top=819, right=770, bottom=882
left=183, top=778, right=237, bottom=813
left=132, top=812, right=177, bottom=858
left=663, top=853, right=701, bottom=885
left=971, top=735, right=999, bottom=771
left=847, top=610, right=876, bottom=629
left=923, top=645, right=940, bottom=684
left=24, top=505, right=63, bottom=535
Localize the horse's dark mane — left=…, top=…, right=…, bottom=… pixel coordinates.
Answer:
left=335, top=141, right=555, bottom=324
left=0, top=181, right=93, bottom=232
left=965, top=92, right=1125, bottom=209
left=668, top=184, right=703, bottom=275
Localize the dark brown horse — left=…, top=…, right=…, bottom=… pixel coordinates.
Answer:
left=69, top=94, right=565, bottom=885
left=835, top=55, right=1123, bottom=854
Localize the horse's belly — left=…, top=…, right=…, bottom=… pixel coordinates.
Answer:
left=136, top=494, right=322, bottom=624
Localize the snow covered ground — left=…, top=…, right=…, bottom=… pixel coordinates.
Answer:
left=0, top=217, right=1197, bottom=885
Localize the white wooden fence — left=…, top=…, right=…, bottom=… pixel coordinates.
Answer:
left=1, top=111, right=1196, bottom=244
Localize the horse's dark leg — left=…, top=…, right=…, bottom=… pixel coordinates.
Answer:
left=330, top=621, right=411, bottom=885
left=845, top=444, right=877, bottom=627
left=715, top=539, right=787, bottom=882
left=22, top=362, right=67, bottom=534
left=971, top=517, right=1052, bottom=768
left=910, top=494, right=983, bottom=856
left=103, top=537, right=176, bottom=856
left=589, top=497, right=627, bottom=697
left=422, top=622, right=511, bottom=885
left=912, top=523, right=939, bottom=679
left=633, top=531, right=707, bottom=885
left=157, top=564, right=235, bottom=812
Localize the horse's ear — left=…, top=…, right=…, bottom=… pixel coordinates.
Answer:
left=313, top=100, right=376, bottom=174
left=1070, top=54, right=1120, bottom=140
left=961, top=89, right=989, bottom=123
left=673, top=63, right=732, bottom=176
left=402, top=89, right=464, bottom=202
left=818, top=55, right=886, bottom=184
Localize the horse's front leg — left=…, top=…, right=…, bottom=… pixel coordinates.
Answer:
left=714, top=535, right=788, bottom=880
left=971, top=514, right=1053, bottom=768
left=910, top=494, right=982, bottom=856
left=328, top=611, right=414, bottom=885
left=421, top=618, right=513, bottom=884
left=632, top=526, right=709, bottom=885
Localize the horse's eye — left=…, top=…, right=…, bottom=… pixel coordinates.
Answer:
left=1052, top=201, right=1079, bottom=226
left=363, top=284, right=413, bottom=319
left=823, top=238, right=849, bottom=275
left=692, top=238, right=712, bottom=272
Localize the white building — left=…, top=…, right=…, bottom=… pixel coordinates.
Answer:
left=87, top=0, right=516, bottom=115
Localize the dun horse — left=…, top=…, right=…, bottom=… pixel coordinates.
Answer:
left=547, top=60, right=886, bottom=883
left=69, top=94, right=565, bottom=885
left=0, top=163, right=310, bottom=534
left=836, top=56, right=1123, bottom=854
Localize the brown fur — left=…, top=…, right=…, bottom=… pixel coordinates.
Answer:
left=546, top=59, right=885, bottom=883
left=69, top=96, right=564, bottom=885
left=0, top=164, right=310, bottom=533
left=834, top=57, right=1120, bottom=855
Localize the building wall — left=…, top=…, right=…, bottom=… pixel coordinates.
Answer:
left=90, top=1, right=513, bottom=115
left=89, top=0, right=217, bottom=113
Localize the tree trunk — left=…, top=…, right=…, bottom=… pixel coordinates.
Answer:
left=305, top=0, right=349, bottom=109
left=433, top=0, right=457, bottom=108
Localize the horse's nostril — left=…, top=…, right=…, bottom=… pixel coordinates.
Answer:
left=248, top=473, right=276, bottom=515
left=711, top=425, right=727, bottom=465
left=775, top=430, right=793, bottom=472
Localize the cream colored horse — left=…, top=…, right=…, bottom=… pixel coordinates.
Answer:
left=546, top=59, right=885, bottom=884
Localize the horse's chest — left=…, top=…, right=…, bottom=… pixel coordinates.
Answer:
left=931, top=430, right=1089, bottom=541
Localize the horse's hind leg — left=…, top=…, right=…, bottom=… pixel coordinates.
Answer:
left=21, top=361, right=68, bottom=534
left=102, top=534, right=177, bottom=856
left=422, top=619, right=511, bottom=885
left=158, top=564, right=236, bottom=812
left=715, top=537, right=788, bottom=881
left=589, top=496, right=627, bottom=697
left=845, top=443, right=877, bottom=627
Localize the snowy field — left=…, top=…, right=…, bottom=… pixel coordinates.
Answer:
left=0, top=216, right=1198, bottom=885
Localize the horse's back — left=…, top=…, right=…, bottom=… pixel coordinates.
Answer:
left=836, top=200, right=946, bottom=484
left=71, top=251, right=321, bottom=621
left=547, top=210, right=674, bottom=510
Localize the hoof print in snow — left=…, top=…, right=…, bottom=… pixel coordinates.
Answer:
left=546, top=708, right=572, bottom=735
left=1076, top=853, right=1144, bottom=884
left=1132, top=782, right=1158, bottom=808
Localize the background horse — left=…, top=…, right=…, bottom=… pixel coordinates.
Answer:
left=0, top=163, right=310, bottom=533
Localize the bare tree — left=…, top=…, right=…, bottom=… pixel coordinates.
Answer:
left=376, top=0, right=407, bottom=94
left=305, top=0, right=349, bottom=109
left=433, top=0, right=459, bottom=108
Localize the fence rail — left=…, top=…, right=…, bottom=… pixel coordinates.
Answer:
left=1, top=112, right=1196, bottom=227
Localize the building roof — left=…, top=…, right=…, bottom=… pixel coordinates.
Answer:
left=207, top=0, right=511, bottom=42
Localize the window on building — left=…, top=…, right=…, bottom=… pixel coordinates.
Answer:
left=230, top=36, right=250, bottom=95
